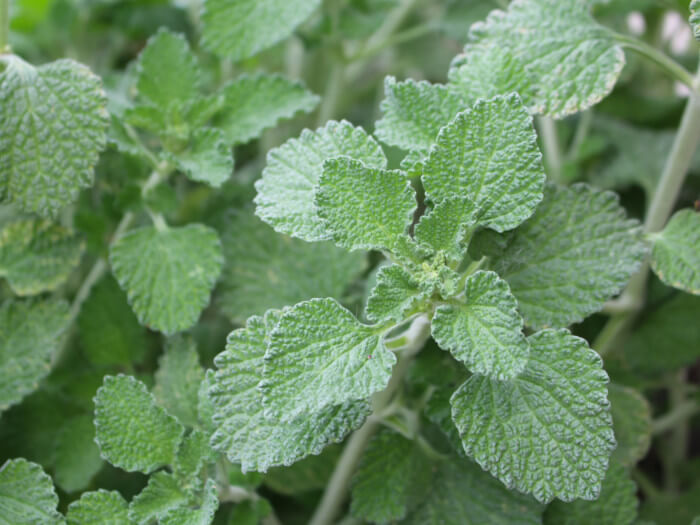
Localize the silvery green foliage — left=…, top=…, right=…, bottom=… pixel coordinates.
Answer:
left=691, top=0, right=700, bottom=40
left=0, top=458, right=63, bottom=524
left=0, top=55, right=108, bottom=216
left=650, top=209, right=700, bottom=295
left=66, top=490, right=132, bottom=525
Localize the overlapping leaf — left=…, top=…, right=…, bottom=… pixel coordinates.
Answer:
left=365, top=264, right=425, bottom=323
left=421, top=94, right=545, bottom=232
left=0, top=219, right=83, bottom=295
left=255, top=120, right=387, bottom=241
left=691, top=0, right=700, bottom=41
left=448, top=0, right=625, bottom=117
left=0, top=458, right=63, bottom=524
left=109, top=224, right=223, bottom=335
left=451, top=329, right=615, bottom=503
left=493, top=184, right=646, bottom=328
left=201, top=0, right=321, bottom=60
left=651, top=209, right=700, bottom=295
left=209, top=311, right=370, bottom=472
left=94, top=375, right=185, bottom=473
left=413, top=197, right=479, bottom=265
left=129, top=472, right=192, bottom=525
left=67, top=490, right=132, bottom=525
left=609, top=384, right=651, bottom=467
left=0, top=55, right=109, bottom=216
left=53, top=414, right=103, bottom=493
left=170, top=128, right=233, bottom=188
left=261, top=298, right=396, bottom=421
left=0, top=298, right=69, bottom=412
left=431, top=271, right=529, bottom=380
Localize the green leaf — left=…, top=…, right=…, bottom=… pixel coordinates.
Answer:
left=154, top=335, right=206, bottom=428
left=414, top=197, right=479, bottom=265
left=201, top=0, right=321, bottom=60
left=450, top=329, right=615, bottom=503
left=622, top=292, right=700, bottom=376
left=350, top=431, right=432, bottom=524
left=94, top=374, right=185, bottom=473
left=160, top=479, right=218, bottom=525
left=255, top=120, right=387, bottom=242
left=219, top=209, right=365, bottom=323
left=404, top=458, right=544, bottom=524
left=263, top=445, right=340, bottom=495
left=651, top=209, right=700, bottom=295
left=374, top=76, right=465, bottom=153
left=129, top=472, right=192, bottom=525
left=261, top=298, right=396, bottom=421
left=609, top=384, right=651, bottom=468
left=215, top=74, right=319, bottom=145
left=691, top=0, right=700, bottom=41
left=174, top=430, right=213, bottom=481
left=67, top=490, right=132, bottom=525
left=170, top=128, right=233, bottom=188
left=449, top=0, right=624, bottom=118
left=0, top=458, right=63, bottom=524
left=365, top=264, right=424, bottom=323
left=544, top=462, right=638, bottom=525
left=0, top=298, right=69, bottom=412
left=0, top=56, right=109, bottom=216
left=210, top=311, right=370, bottom=472
left=431, top=270, right=530, bottom=380
left=421, top=94, right=545, bottom=232
left=317, top=157, right=416, bottom=252
left=493, top=184, right=646, bottom=329
left=109, top=224, right=224, bottom=335
left=53, top=414, right=103, bottom=493
left=77, top=275, right=149, bottom=367
left=0, top=219, right=84, bottom=295
left=135, top=29, right=200, bottom=109
left=227, top=499, right=273, bottom=525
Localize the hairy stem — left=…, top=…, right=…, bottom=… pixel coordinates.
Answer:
left=614, top=33, right=697, bottom=93
left=595, top=67, right=700, bottom=357
left=538, top=116, right=563, bottom=183
left=309, top=315, right=431, bottom=525
left=0, top=0, right=10, bottom=54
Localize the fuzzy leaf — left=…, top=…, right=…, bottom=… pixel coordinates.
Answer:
left=449, top=0, right=625, bottom=118
left=404, top=458, right=543, bottom=524
left=350, top=431, right=432, bottom=524
left=67, top=490, right=132, bottom=525
left=651, top=209, right=700, bottom=295
left=94, top=375, right=185, bottom=473
left=109, top=224, right=223, bottom=335
left=255, top=120, right=387, bottom=242
left=135, top=29, right=200, bottom=109
left=691, top=0, right=700, bottom=40
left=0, top=459, right=63, bottom=524
left=317, top=157, right=416, bottom=252
left=174, top=430, right=213, bottom=480
left=365, top=264, right=425, bottom=323
left=451, top=329, right=615, bottom=503
left=493, top=184, right=646, bottom=329
left=154, top=336, right=205, bottom=428
left=219, top=209, right=365, bottom=323
left=201, top=0, right=321, bottom=60
left=215, top=74, right=319, bottom=145
left=261, top=298, right=396, bottom=421
left=0, top=56, right=108, bottom=216
left=414, top=197, right=479, bottom=265
left=374, top=77, right=465, bottom=152
left=210, top=311, right=370, bottom=472
left=128, top=472, right=191, bottom=525
left=609, top=384, right=651, bottom=467
left=544, top=462, right=638, bottom=525
left=421, top=94, right=545, bottom=232
left=0, top=219, right=83, bottom=295
left=0, top=298, right=69, bottom=412
left=432, top=271, right=530, bottom=380
left=170, top=128, right=233, bottom=188
left=53, top=415, right=103, bottom=493
left=77, top=276, right=149, bottom=367
left=160, top=479, right=218, bottom=525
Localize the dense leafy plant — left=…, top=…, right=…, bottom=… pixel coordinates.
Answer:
left=1, top=0, right=700, bottom=524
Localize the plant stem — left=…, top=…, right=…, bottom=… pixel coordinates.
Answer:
left=316, top=61, right=345, bottom=126
left=614, top=32, right=697, bottom=93
left=595, top=67, right=700, bottom=357
left=0, top=0, right=10, bottom=54
left=309, top=316, right=431, bottom=525
left=652, top=399, right=700, bottom=436
left=538, top=116, right=563, bottom=183
left=567, top=110, right=593, bottom=161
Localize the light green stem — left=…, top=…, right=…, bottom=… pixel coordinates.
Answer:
left=538, top=116, right=564, bottom=183
left=0, top=0, right=10, bottom=54
left=652, top=399, right=700, bottom=436
left=614, top=32, right=697, bottom=93
left=309, top=316, right=431, bottom=525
